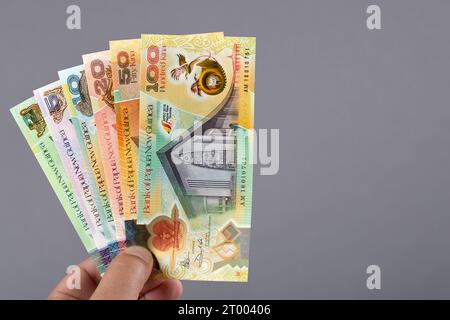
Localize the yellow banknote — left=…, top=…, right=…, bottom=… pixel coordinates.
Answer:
left=110, top=39, right=140, bottom=221
left=137, top=32, right=225, bottom=223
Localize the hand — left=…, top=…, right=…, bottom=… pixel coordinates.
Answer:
left=48, top=246, right=183, bottom=300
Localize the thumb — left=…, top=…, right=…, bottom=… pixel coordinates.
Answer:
left=91, top=246, right=153, bottom=300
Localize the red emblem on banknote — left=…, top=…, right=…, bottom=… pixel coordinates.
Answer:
left=149, top=204, right=186, bottom=252
left=148, top=204, right=186, bottom=271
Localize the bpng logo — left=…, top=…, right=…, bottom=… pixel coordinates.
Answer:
left=161, top=104, right=176, bottom=134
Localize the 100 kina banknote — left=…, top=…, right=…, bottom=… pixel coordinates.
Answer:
left=138, top=33, right=256, bottom=281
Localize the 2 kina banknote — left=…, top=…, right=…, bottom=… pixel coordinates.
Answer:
left=10, top=33, right=256, bottom=282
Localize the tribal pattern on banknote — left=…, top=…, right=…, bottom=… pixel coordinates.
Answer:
left=10, top=97, right=105, bottom=273
left=59, top=65, right=126, bottom=249
left=34, top=81, right=120, bottom=266
left=138, top=33, right=255, bottom=281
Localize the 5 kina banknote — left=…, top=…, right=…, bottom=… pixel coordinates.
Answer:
left=137, top=33, right=256, bottom=281
left=34, top=81, right=121, bottom=265
left=10, top=97, right=105, bottom=273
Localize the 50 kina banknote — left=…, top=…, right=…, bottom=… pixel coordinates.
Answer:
left=110, top=39, right=140, bottom=222
left=10, top=97, right=105, bottom=273
left=137, top=33, right=256, bottom=281
left=58, top=65, right=126, bottom=248
left=34, top=81, right=121, bottom=265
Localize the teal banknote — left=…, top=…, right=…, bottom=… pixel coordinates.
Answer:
left=59, top=65, right=127, bottom=249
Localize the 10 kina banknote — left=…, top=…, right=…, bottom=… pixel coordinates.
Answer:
left=137, top=33, right=256, bottom=281
left=58, top=65, right=126, bottom=248
left=34, top=81, right=121, bottom=265
left=10, top=97, right=105, bottom=273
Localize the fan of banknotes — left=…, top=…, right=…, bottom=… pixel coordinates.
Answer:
left=10, top=33, right=255, bottom=282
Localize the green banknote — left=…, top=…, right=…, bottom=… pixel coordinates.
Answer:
left=138, top=34, right=256, bottom=281
left=58, top=65, right=126, bottom=249
left=10, top=97, right=105, bottom=273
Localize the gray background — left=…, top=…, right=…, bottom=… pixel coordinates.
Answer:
left=1, top=0, right=450, bottom=299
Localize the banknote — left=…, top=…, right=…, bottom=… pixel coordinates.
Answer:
left=110, top=39, right=140, bottom=222
left=34, top=81, right=121, bottom=266
left=10, top=97, right=105, bottom=273
left=82, top=51, right=135, bottom=243
left=58, top=65, right=126, bottom=248
left=137, top=33, right=255, bottom=281
left=136, top=32, right=224, bottom=222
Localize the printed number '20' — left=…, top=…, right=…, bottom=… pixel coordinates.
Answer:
left=90, top=59, right=108, bottom=96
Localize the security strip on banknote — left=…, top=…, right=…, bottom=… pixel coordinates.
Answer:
left=10, top=97, right=105, bottom=273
